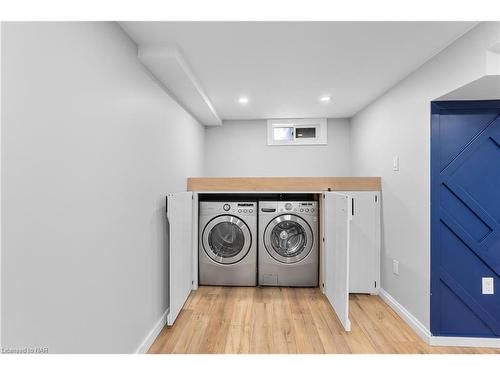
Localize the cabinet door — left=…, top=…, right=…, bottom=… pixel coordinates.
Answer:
left=323, top=192, right=352, bottom=331
left=166, top=192, right=193, bottom=326
left=346, top=191, right=381, bottom=294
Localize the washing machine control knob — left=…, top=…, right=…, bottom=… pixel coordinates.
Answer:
left=223, top=204, right=230, bottom=211
left=285, top=203, right=293, bottom=211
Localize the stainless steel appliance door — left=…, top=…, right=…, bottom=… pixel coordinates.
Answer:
left=264, top=214, right=313, bottom=264
left=202, top=215, right=251, bottom=265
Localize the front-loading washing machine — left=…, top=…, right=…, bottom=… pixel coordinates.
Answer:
left=199, top=201, right=257, bottom=286
left=259, top=201, right=318, bottom=287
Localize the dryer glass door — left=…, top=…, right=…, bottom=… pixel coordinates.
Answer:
left=264, top=214, right=313, bottom=264
left=203, top=215, right=251, bottom=265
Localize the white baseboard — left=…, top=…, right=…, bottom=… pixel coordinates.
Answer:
left=430, top=335, right=500, bottom=348
left=135, top=308, right=169, bottom=354
left=379, top=288, right=500, bottom=349
left=379, top=288, right=431, bottom=344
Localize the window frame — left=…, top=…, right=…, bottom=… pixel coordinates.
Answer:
left=267, top=118, right=328, bottom=146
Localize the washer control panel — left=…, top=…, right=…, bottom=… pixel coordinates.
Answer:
left=200, top=201, right=256, bottom=216
left=278, top=201, right=317, bottom=214
left=259, top=201, right=317, bottom=215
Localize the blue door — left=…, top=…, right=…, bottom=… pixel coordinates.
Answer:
left=431, top=100, right=500, bottom=337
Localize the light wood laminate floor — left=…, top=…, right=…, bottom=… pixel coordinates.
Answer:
left=148, top=287, right=500, bottom=354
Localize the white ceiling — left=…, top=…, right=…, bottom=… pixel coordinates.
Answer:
left=120, top=21, right=476, bottom=122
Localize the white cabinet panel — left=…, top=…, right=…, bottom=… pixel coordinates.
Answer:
left=166, top=192, right=193, bottom=326
left=323, top=192, right=352, bottom=331
left=341, top=191, right=380, bottom=294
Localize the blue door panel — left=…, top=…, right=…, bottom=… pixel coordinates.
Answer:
left=451, top=135, right=500, bottom=223
left=439, top=282, right=495, bottom=337
left=438, top=110, right=499, bottom=170
left=492, top=132, right=500, bottom=146
left=440, top=186, right=491, bottom=242
left=440, top=208, right=500, bottom=276
left=440, top=223, right=500, bottom=324
left=431, top=100, right=500, bottom=337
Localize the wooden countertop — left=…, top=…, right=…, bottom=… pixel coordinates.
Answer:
left=187, top=177, right=381, bottom=192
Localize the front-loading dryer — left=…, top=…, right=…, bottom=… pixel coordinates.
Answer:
left=199, top=201, right=257, bottom=286
left=259, top=201, right=318, bottom=287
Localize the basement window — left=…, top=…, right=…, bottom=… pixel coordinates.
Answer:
left=273, top=127, right=294, bottom=142
left=267, top=118, right=327, bottom=146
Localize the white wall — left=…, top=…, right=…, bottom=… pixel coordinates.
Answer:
left=204, top=119, right=351, bottom=177
left=350, top=22, right=500, bottom=329
left=1, top=22, right=204, bottom=353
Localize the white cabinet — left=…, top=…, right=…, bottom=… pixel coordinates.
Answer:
left=167, top=189, right=378, bottom=331
left=322, top=192, right=352, bottom=331
left=166, top=192, right=194, bottom=325
left=340, top=191, right=380, bottom=294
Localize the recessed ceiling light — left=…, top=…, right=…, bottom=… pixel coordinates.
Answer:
left=238, top=97, right=249, bottom=104
left=320, top=96, right=332, bottom=102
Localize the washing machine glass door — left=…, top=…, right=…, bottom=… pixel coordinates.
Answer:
left=264, top=214, right=313, bottom=264
left=202, top=215, right=252, bottom=265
